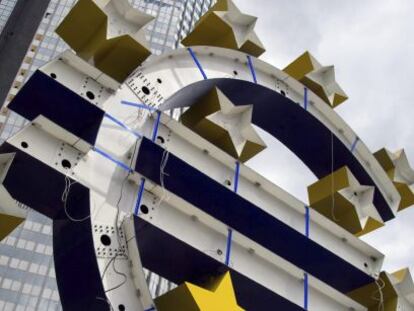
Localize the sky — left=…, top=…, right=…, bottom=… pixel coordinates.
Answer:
left=235, top=0, right=414, bottom=273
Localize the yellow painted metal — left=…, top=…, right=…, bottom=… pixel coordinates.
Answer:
left=308, top=167, right=359, bottom=233
left=283, top=51, right=348, bottom=108
left=181, top=87, right=266, bottom=162
left=392, top=268, right=409, bottom=283
left=308, top=166, right=383, bottom=236
left=395, top=182, right=414, bottom=211
left=283, top=51, right=316, bottom=81
left=55, top=0, right=107, bottom=60
left=93, top=35, right=151, bottom=82
left=347, top=270, right=410, bottom=311
left=155, top=272, right=244, bottom=311
left=374, top=148, right=396, bottom=179
left=348, top=272, right=396, bottom=310
left=55, top=0, right=151, bottom=82
left=354, top=217, right=384, bottom=237
left=374, top=148, right=414, bottom=211
left=210, top=0, right=229, bottom=11
left=182, top=12, right=238, bottom=53
left=0, top=213, right=24, bottom=242
left=181, top=0, right=265, bottom=57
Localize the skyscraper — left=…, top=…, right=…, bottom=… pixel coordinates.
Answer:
left=0, top=0, right=50, bottom=123
left=0, top=0, right=17, bottom=33
left=0, top=0, right=214, bottom=310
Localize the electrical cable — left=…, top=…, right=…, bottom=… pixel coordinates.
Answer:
left=157, top=147, right=170, bottom=209
left=100, top=138, right=139, bottom=305
left=371, top=278, right=385, bottom=311
left=62, top=171, right=90, bottom=222
left=98, top=107, right=162, bottom=308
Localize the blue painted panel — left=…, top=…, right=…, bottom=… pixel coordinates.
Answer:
left=135, top=216, right=305, bottom=311
left=0, top=144, right=107, bottom=310
left=8, top=70, right=104, bottom=146
left=160, top=79, right=395, bottom=222
left=53, top=218, right=108, bottom=311
left=135, top=138, right=374, bottom=293
left=0, top=143, right=89, bottom=220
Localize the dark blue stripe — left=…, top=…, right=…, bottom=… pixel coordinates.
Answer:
left=135, top=216, right=305, bottom=311
left=134, top=178, right=146, bottom=215
left=8, top=70, right=104, bottom=146
left=160, top=78, right=395, bottom=222
left=188, top=47, right=207, bottom=80
left=134, top=137, right=375, bottom=293
left=152, top=111, right=162, bottom=142
left=304, top=206, right=310, bottom=309
left=247, top=55, right=258, bottom=84
left=53, top=217, right=109, bottom=310
left=0, top=143, right=91, bottom=221
left=0, top=144, right=105, bottom=310
left=121, top=100, right=157, bottom=112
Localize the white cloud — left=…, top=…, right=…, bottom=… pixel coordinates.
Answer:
left=237, top=0, right=414, bottom=272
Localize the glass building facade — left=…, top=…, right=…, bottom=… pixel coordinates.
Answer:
left=176, top=0, right=213, bottom=47
left=0, top=0, right=18, bottom=34
left=0, top=0, right=214, bottom=310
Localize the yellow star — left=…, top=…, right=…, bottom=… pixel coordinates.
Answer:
left=0, top=154, right=25, bottom=241
left=56, top=0, right=154, bottom=82
left=0, top=213, right=24, bottom=241
left=348, top=268, right=414, bottom=310
left=283, top=51, right=348, bottom=108
left=181, top=87, right=266, bottom=162
left=374, top=148, right=414, bottom=211
left=307, top=166, right=384, bottom=236
left=181, top=0, right=265, bottom=57
left=155, top=272, right=245, bottom=311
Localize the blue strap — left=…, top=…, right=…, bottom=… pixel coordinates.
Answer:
left=93, top=147, right=132, bottom=173
left=134, top=178, right=146, bottom=216
left=104, top=113, right=142, bottom=138
left=121, top=100, right=157, bottom=112
left=304, top=87, right=308, bottom=110
left=225, top=228, right=233, bottom=266
left=247, top=55, right=258, bottom=84
left=188, top=48, right=207, bottom=80
left=304, top=273, right=309, bottom=309
left=350, top=136, right=360, bottom=153
left=144, top=307, right=155, bottom=311
left=151, top=111, right=162, bottom=142
left=234, top=161, right=240, bottom=193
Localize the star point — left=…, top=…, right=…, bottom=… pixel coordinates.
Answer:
left=55, top=0, right=154, bottom=82
left=308, top=166, right=383, bottom=236
left=374, top=148, right=414, bottom=211
left=181, top=0, right=265, bottom=57
left=181, top=87, right=266, bottom=162
left=155, top=272, right=245, bottom=311
left=349, top=268, right=414, bottom=310
left=97, top=0, right=154, bottom=42
left=284, top=51, right=348, bottom=108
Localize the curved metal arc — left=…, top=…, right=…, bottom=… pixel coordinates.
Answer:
left=159, top=78, right=395, bottom=223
